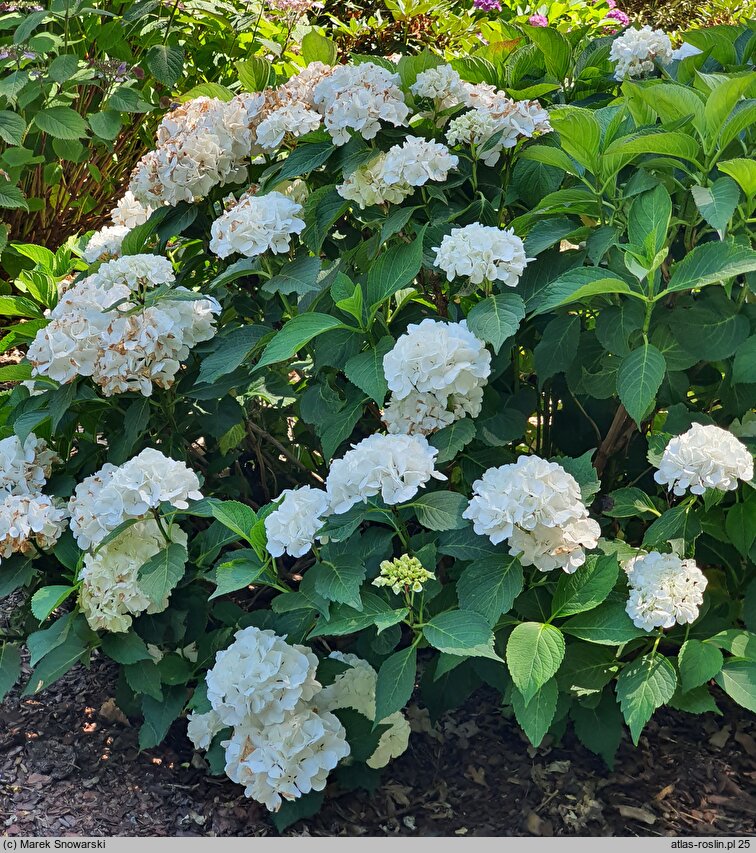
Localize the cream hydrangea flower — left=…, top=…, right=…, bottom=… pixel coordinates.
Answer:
left=383, top=388, right=484, bottom=435
left=654, top=423, right=753, bottom=496
left=337, top=153, right=412, bottom=209
left=187, top=709, right=225, bottom=751
left=312, top=62, right=410, bottom=145
left=223, top=707, right=350, bottom=811
left=264, top=486, right=330, bottom=558
left=78, top=520, right=187, bottom=632
left=0, top=433, right=58, bottom=496
left=0, top=493, right=67, bottom=562
left=464, top=455, right=599, bottom=572
left=325, top=433, right=445, bottom=514
left=318, top=652, right=411, bottom=769
left=383, top=318, right=491, bottom=400
left=111, top=190, right=154, bottom=229
left=433, top=223, right=531, bottom=287
left=68, top=448, right=202, bottom=550
left=410, top=64, right=468, bottom=110
left=381, top=137, right=459, bottom=187
left=624, top=551, right=708, bottom=631
left=209, top=190, right=305, bottom=258
left=255, top=102, right=322, bottom=151
left=83, top=225, right=130, bottom=264
left=205, top=626, right=320, bottom=727
left=609, top=26, right=673, bottom=81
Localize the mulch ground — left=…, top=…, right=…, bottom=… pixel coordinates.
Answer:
left=1, top=654, right=755, bottom=838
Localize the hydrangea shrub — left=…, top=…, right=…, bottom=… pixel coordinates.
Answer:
left=1, top=23, right=756, bottom=828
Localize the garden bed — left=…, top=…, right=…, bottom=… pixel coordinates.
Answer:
left=2, top=654, right=755, bottom=838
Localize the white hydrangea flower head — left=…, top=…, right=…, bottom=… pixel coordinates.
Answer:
left=312, top=62, right=410, bottom=145
left=447, top=93, right=551, bottom=165
left=381, top=137, right=459, bottom=187
left=463, top=455, right=589, bottom=545
left=187, top=709, right=225, bottom=751
left=209, top=190, right=305, bottom=259
left=384, top=318, right=492, bottom=403
left=325, top=433, right=445, bottom=514
left=79, top=520, right=187, bottom=632
left=83, top=225, right=130, bottom=264
left=624, top=551, right=708, bottom=631
left=433, top=223, right=531, bottom=287
left=671, top=42, right=703, bottom=61
left=27, top=256, right=218, bottom=395
left=223, top=707, right=350, bottom=811
left=318, top=652, right=411, bottom=769
left=610, top=26, right=673, bottom=81
left=277, top=62, right=335, bottom=109
left=337, top=153, right=412, bottom=209
left=129, top=95, right=262, bottom=207
left=111, top=190, right=154, bottom=229
left=654, top=423, right=753, bottom=496
left=205, top=626, right=320, bottom=727
left=264, top=486, right=330, bottom=558
left=410, top=64, right=468, bottom=110
left=68, top=449, right=202, bottom=549
left=255, top=102, right=322, bottom=151
left=0, top=493, right=67, bottom=561
left=0, top=433, right=58, bottom=496
left=508, top=517, right=601, bottom=574
left=381, top=385, right=487, bottom=439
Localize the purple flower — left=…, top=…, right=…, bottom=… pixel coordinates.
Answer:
left=606, top=0, right=617, bottom=8
left=473, top=0, right=502, bottom=11
left=607, top=8, right=630, bottom=26
left=528, top=13, right=548, bottom=25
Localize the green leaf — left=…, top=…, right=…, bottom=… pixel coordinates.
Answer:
left=506, top=622, right=565, bottom=704
left=718, top=158, right=756, bottom=198
left=302, top=186, right=349, bottom=252
left=412, top=491, right=467, bottom=532
left=466, top=293, right=525, bottom=354
left=270, top=791, right=325, bottom=832
left=0, top=110, right=25, bottom=146
left=47, top=54, right=79, bottom=83
left=666, top=241, right=756, bottom=294
left=429, top=417, right=476, bottom=465
left=146, top=44, right=184, bottom=88
left=0, top=557, right=34, bottom=597
left=0, top=182, right=28, bottom=211
left=691, top=178, right=740, bottom=236
left=552, top=449, right=601, bottom=504
left=526, top=25, right=572, bottom=81
left=678, top=640, right=724, bottom=693
left=196, top=326, right=267, bottom=386
left=22, top=632, right=88, bottom=696
left=0, top=642, right=21, bottom=702
left=125, top=661, right=163, bottom=701
left=139, top=686, right=186, bottom=750
left=424, top=609, right=501, bottom=660
left=563, top=601, right=647, bottom=645
left=0, top=294, right=41, bottom=317
left=256, top=313, right=344, bottom=369
left=643, top=503, right=701, bottom=549
left=308, top=593, right=407, bottom=638
left=603, top=487, right=658, bottom=518
left=456, top=556, right=523, bottom=626
left=179, top=82, right=234, bottom=102
left=628, top=184, right=671, bottom=260
left=438, top=526, right=505, bottom=561
left=100, top=631, right=152, bottom=665
left=616, top=653, right=677, bottom=744
left=262, top=256, right=322, bottom=298
left=530, top=267, right=632, bottom=316
left=511, top=677, right=558, bottom=748
left=210, top=550, right=267, bottom=600
left=557, top=643, right=619, bottom=694
left=27, top=614, right=74, bottom=667
left=714, top=659, right=756, bottom=713
left=725, top=500, right=756, bottom=557
left=209, top=500, right=257, bottom=542
left=30, top=585, right=75, bottom=622
left=343, top=337, right=393, bottom=405
left=33, top=106, right=88, bottom=140
left=617, top=343, right=666, bottom=426
left=551, top=554, right=619, bottom=619
left=367, top=230, right=425, bottom=307
left=374, top=646, right=417, bottom=722
left=138, top=543, right=188, bottom=607
left=732, top=336, right=756, bottom=385
left=235, top=56, right=271, bottom=93
left=571, top=691, right=624, bottom=768
left=312, top=557, right=366, bottom=610
left=533, top=313, right=580, bottom=382
left=88, top=110, right=122, bottom=140
left=674, top=299, right=749, bottom=361
left=301, top=31, right=338, bottom=65
left=275, top=142, right=335, bottom=183
left=604, top=131, right=700, bottom=163
left=669, top=684, right=721, bottom=716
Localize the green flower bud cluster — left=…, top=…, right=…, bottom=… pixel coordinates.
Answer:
left=372, top=554, right=435, bottom=595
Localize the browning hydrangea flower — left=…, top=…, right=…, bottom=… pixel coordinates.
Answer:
left=209, top=190, right=305, bottom=258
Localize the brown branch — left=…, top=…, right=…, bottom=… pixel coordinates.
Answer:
left=245, top=420, right=325, bottom=485
left=595, top=403, right=636, bottom=478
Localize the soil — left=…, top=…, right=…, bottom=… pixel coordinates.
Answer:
left=1, top=655, right=755, bottom=838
